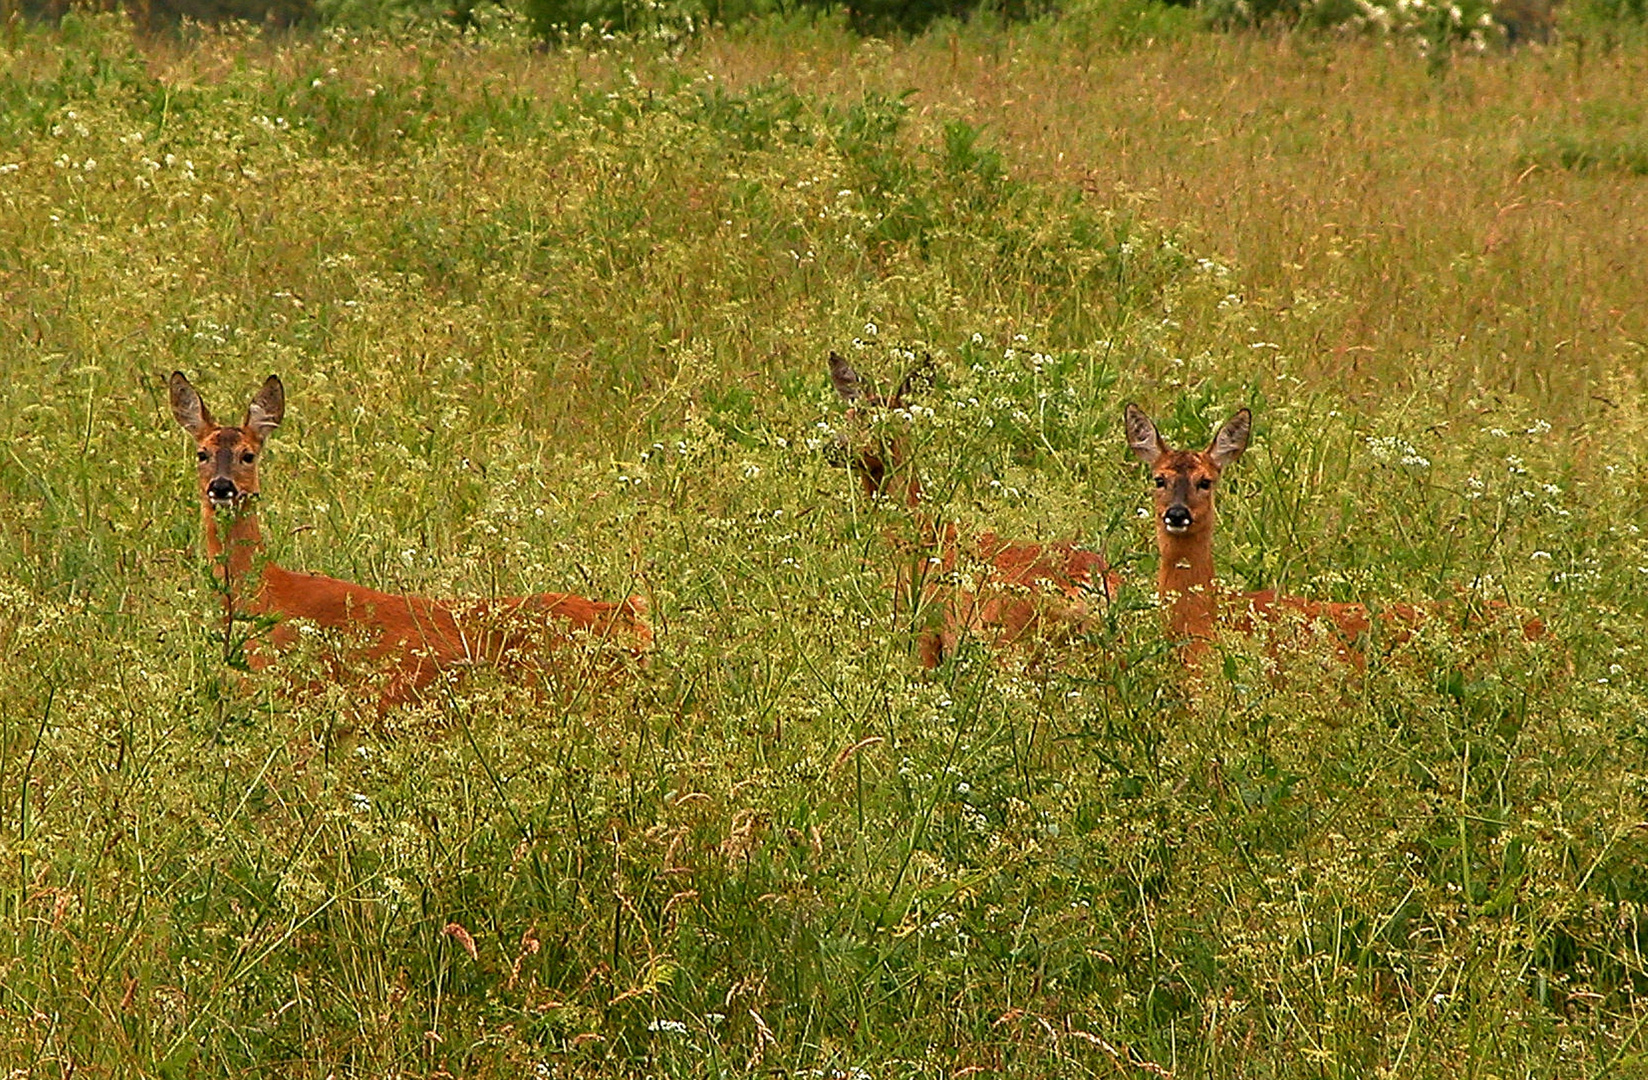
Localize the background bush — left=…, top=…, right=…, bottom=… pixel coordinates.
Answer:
left=17, top=0, right=1644, bottom=41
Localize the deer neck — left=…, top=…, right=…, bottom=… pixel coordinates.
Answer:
left=202, top=499, right=271, bottom=613
left=872, top=440, right=924, bottom=509
left=897, top=468, right=924, bottom=509
left=1156, top=521, right=1218, bottom=640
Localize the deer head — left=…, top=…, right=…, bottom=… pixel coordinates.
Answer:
left=827, top=351, right=929, bottom=505
left=1125, top=403, right=1250, bottom=544
left=170, top=372, right=285, bottom=511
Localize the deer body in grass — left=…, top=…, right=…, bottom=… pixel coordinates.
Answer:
left=1123, top=403, right=1541, bottom=663
left=1123, top=403, right=1381, bottom=660
left=170, top=372, right=650, bottom=704
left=831, top=352, right=1119, bottom=666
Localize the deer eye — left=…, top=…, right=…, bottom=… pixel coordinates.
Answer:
left=1196, top=477, right=1213, bottom=491
left=196, top=450, right=209, bottom=462
left=1154, top=476, right=1166, bottom=488
left=241, top=452, right=256, bottom=464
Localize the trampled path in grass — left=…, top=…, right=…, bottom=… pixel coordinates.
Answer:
left=1, top=13, right=1646, bottom=1076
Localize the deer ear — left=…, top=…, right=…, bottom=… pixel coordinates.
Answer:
left=1208, top=408, right=1251, bottom=470
left=892, top=354, right=933, bottom=406
left=829, top=351, right=865, bottom=403
left=246, top=375, right=285, bottom=439
left=1124, top=403, right=1165, bottom=465
left=169, top=371, right=214, bottom=438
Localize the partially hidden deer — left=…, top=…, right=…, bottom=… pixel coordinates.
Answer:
left=830, top=352, right=1120, bottom=667
left=1123, top=402, right=1542, bottom=664
left=170, top=372, right=650, bottom=705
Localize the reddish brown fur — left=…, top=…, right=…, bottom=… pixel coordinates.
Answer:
left=1126, top=402, right=1402, bottom=662
left=1124, top=403, right=1540, bottom=664
left=171, top=372, right=649, bottom=706
left=831, top=352, right=1120, bottom=666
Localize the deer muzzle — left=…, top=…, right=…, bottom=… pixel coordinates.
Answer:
left=207, top=478, right=240, bottom=507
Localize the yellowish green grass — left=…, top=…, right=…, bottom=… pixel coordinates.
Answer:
left=2, top=11, right=1647, bottom=1077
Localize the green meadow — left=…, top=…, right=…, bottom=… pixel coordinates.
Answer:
left=3, top=9, right=1648, bottom=1075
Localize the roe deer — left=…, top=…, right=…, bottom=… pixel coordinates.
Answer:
left=1123, top=403, right=1542, bottom=663
left=830, top=352, right=1120, bottom=667
left=170, top=371, right=649, bottom=705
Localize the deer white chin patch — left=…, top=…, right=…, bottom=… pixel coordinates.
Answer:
left=1164, top=521, right=1191, bottom=535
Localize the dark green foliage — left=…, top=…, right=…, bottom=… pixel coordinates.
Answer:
left=19, top=0, right=315, bottom=26
left=1522, top=131, right=1648, bottom=175
left=1520, top=101, right=1648, bottom=175
left=836, top=0, right=1055, bottom=35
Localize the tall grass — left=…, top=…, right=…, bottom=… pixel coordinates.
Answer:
left=2, top=11, right=1647, bottom=1076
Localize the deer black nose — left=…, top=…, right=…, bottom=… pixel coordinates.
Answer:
left=1163, top=506, right=1193, bottom=532
left=207, top=478, right=238, bottom=502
